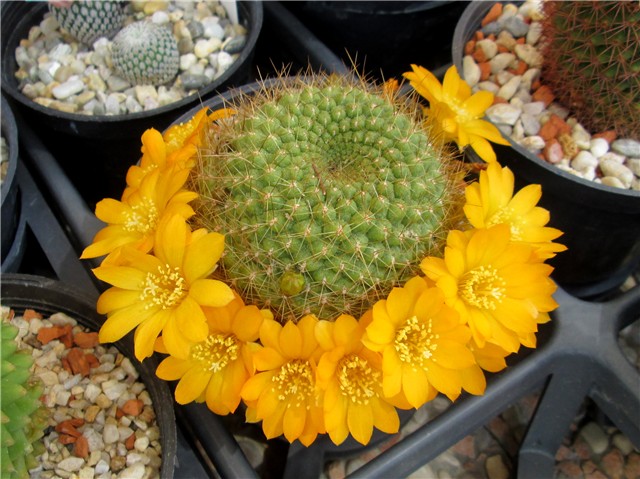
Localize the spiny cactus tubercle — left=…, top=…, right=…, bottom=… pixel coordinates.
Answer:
left=540, top=1, right=640, bottom=139
left=1, top=311, right=47, bottom=479
left=193, top=75, right=464, bottom=322
left=111, top=20, right=180, bottom=86
left=49, top=0, right=125, bottom=46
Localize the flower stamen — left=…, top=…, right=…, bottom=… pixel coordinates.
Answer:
left=191, top=334, right=240, bottom=372
left=337, top=355, right=379, bottom=405
left=394, top=316, right=439, bottom=366
left=460, top=266, right=506, bottom=310
left=140, top=265, right=186, bottom=309
left=271, top=360, right=314, bottom=408
left=124, top=198, right=159, bottom=234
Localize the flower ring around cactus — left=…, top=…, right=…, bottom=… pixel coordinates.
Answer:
left=82, top=66, right=566, bottom=447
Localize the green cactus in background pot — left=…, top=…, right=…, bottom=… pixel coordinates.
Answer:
left=49, top=0, right=125, bottom=46
left=194, top=75, right=464, bottom=322
left=1, top=318, right=48, bottom=478
left=540, top=1, right=640, bottom=139
left=111, top=20, right=180, bottom=86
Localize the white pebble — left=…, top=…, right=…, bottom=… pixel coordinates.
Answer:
left=57, top=457, right=85, bottom=473
left=134, top=436, right=150, bottom=452
left=462, top=55, right=480, bottom=87
left=590, top=138, right=609, bottom=158
left=117, top=463, right=145, bottom=479
left=526, top=21, right=542, bottom=45
left=497, top=75, right=521, bottom=100
left=194, top=38, right=220, bottom=58
left=490, top=53, right=516, bottom=73
left=600, top=159, right=634, bottom=188
left=476, top=39, right=498, bottom=59
left=519, top=135, right=545, bottom=152
left=40, top=16, right=60, bottom=36
left=485, top=103, right=521, bottom=126
left=521, top=68, right=540, bottom=90
left=599, top=152, right=626, bottom=164
left=515, top=43, right=542, bottom=68
left=600, top=176, right=626, bottom=189
left=571, top=123, right=592, bottom=149
left=94, top=459, right=110, bottom=475
left=627, top=158, right=640, bottom=177
left=494, top=70, right=514, bottom=86
left=180, top=53, right=197, bottom=71
left=38, top=370, right=60, bottom=386
left=202, top=17, right=225, bottom=39
left=103, top=423, right=119, bottom=444
left=477, top=81, right=500, bottom=95
left=134, top=85, right=158, bottom=105
left=571, top=151, right=598, bottom=171
left=216, top=51, right=234, bottom=73
left=151, top=10, right=170, bottom=25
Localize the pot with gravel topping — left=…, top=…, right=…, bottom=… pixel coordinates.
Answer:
left=0, top=0, right=263, bottom=209
left=1, top=273, right=177, bottom=478
left=452, top=0, right=640, bottom=298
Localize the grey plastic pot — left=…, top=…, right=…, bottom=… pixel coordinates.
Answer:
left=452, top=1, right=640, bottom=298
left=0, top=274, right=177, bottom=478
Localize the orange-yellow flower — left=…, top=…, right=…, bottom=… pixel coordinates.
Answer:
left=420, top=225, right=558, bottom=353
left=241, top=315, right=325, bottom=446
left=403, top=64, right=509, bottom=163
left=93, top=215, right=234, bottom=361
left=315, top=314, right=399, bottom=446
left=155, top=293, right=267, bottom=415
left=363, top=276, right=477, bottom=406
left=464, top=162, right=566, bottom=260
left=81, top=165, right=197, bottom=260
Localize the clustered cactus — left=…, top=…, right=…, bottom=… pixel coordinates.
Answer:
left=1, top=319, right=48, bottom=478
left=111, top=20, right=180, bottom=86
left=540, top=1, right=640, bottom=139
left=195, top=75, right=462, bottom=322
left=49, top=0, right=125, bottom=46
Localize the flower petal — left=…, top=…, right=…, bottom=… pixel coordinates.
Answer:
left=189, top=279, right=235, bottom=307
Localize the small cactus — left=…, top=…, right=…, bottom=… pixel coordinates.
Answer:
left=194, top=75, right=463, bottom=322
left=49, top=0, right=125, bottom=46
left=1, top=317, right=48, bottom=478
left=111, top=20, right=180, bottom=86
left=540, top=1, right=640, bottom=139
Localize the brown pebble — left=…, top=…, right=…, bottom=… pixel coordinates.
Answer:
left=481, top=2, right=502, bottom=26
left=593, top=130, right=617, bottom=143
left=122, top=399, right=144, bottom=417
left=473, top=47, right=487, bottom=63
left=37, top=326, right=66, bottom=345
left=110, top=455, right=126, bottom=472
left=85, top=405, right=101, bottom=423
left=479, top=62, right=492, bottom=81
left=24, top=309, right=43, bottom=321
left=73, top=435, right=89, bottom=458
left=58, top=434, right=78, bottom=445
left=73, top=331, right=99, bottom=349
left=539, top=120, right=558, bottom=141
left=465, top=40, right=476, bottom=55
left=558, top=133, right=578, bottom=159
left=66, top=348, right=91, bottom=377
left=544, top=139, right=564, bottom=163
left=532, top=85, right=555, bottom=106
left=125, top=433, right=136, bottom=450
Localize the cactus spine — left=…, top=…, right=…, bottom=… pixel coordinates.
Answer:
left=194, top=75, right=463, bottom=322
left=540, top=1, right=640, bottom=139
left=1, top=318, right=47, bottom=478
left=111, top=21, right=180, bottom=86
left=49, top=0, right=125, bottom=46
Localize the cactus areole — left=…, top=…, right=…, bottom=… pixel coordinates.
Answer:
left=194, top=76, right=461, bottom=322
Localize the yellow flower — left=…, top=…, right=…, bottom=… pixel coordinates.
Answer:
left=93, top=215, right=234, bottom=361
left=464, top=162, right=566, bottom=260
left=315, top=314, right=399, bottom=446
left=241, top=315, right=325, bottom=446
left=403, top=64, right=509, bottom=163
left=363, top=276, right=477, bottom=406
left=155, top=292, right=267, bottom=415
left=124, top=108, right=233, bottom=199
left=81, top=165, right=197, bottom=260
left=460, top=338, right=512, bottom=396
left=420, top=225, right=558, bottom=353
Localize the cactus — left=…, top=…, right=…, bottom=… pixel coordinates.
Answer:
left=1, top=318, right=48, bottom=478
left=49, top=0, right=125, bottom=46
left=111, top=20, right=180, bottom=86
left=194, top=75, right=463, bottom=322
left=540, top=1, right=640, bottom=139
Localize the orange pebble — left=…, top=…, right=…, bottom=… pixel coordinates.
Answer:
left=593, top=130, right=617, bottom=143
left=66, top=348, right=91, bottom=377
left=550, top=114, right=571, bottom=136
left=472, top=47, right=487, bottom=63
left=479, top=62, right=492, bottom=81
left=492, top=96, right=508, bottom=105
left=36, top=326, right=66, bottom=345
left=539, top=121, right=558, bottom=141
left=465, top=40, right=476, bottom=55
left=23, top=309, right=43, bottom=321
left=74, top=435, right=89, bottom=458
left=122, top=399, right=144, bottom=417
left=125, top=433, right=136, bottom=450
left=532, top=85, right=555, bottom=106
left=481, top=3, right=503, bottom=27
left=58, top=434, right=77, bottom=445
left=73, top=331, right=99, bottom=349
left=474, top=30, right=485, bottom=41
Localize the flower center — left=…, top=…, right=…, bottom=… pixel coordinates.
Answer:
left=460, top=266, right=506, bottom=310
left=394, top=316, right=439, bottom=367
left=124, top=198, right=159, bottom=234
left=140, top=264, right=186, bottom=309
left=191, top=334, right=239, bottom=372
left=271, top=359, right=314, bottom=408
left=337, top=354, right=380, bottom=405
left=487, top=207, right=522, bottom=241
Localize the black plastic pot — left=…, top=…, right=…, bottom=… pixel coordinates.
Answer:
left=1, top=1, right=263, bottom=209
left=0, top=273, right=177, bottom=478
left=1, top=94, right=26, bottom=272
left=284, top=1, right=469, bottom=81
left=452, top=1, right=640, bottom=298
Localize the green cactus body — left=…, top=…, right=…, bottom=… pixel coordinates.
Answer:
left=541, top=1, right=640, bottom=139
left=49, top=0, right=125, bottom=46
left=111, top=21, right=180, bottom=86
left=195, top=76, right=462, bottom=322
left=1, top=319, right=47, bottom=478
